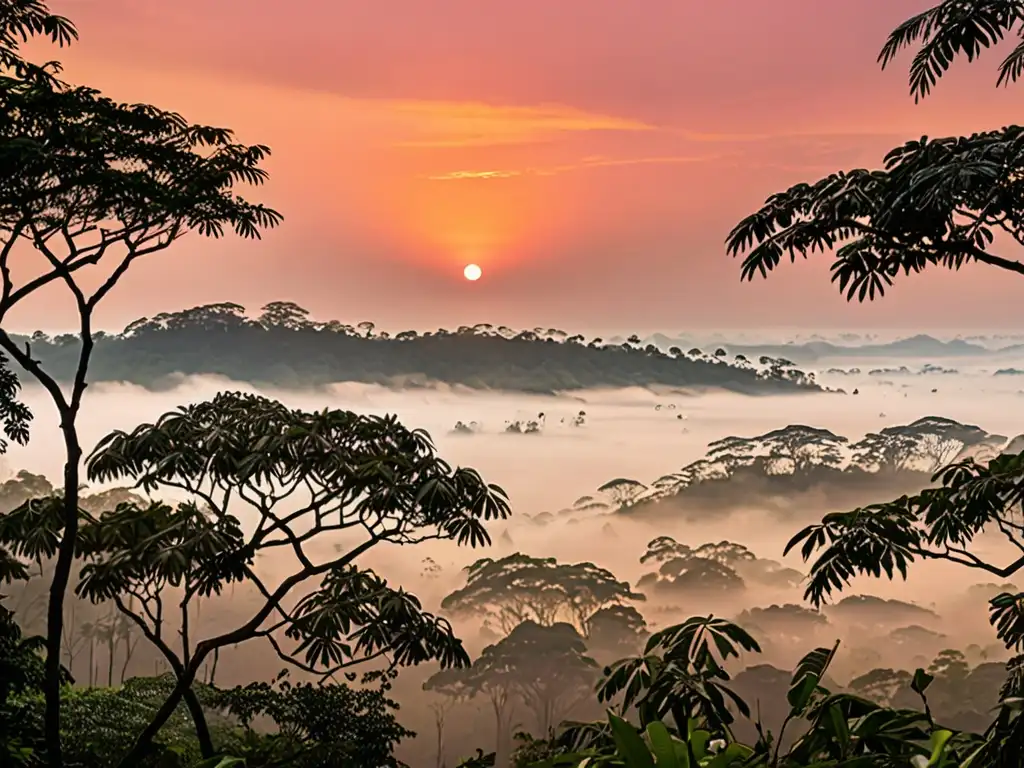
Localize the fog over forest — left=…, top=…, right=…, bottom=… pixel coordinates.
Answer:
left=8, top=2, right=1024, bottom=765
left=6, top=360, right=1024, bottom=766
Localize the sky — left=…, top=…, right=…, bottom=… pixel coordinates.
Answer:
left=10, top=0, right=1024, bottom=335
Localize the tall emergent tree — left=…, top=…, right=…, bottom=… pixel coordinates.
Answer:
left=0, top=391, right=512, bottom=766
left=0, top=2, right=280, bottom=761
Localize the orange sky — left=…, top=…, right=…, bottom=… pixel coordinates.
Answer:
left=11, top=0, right=1024, bottom=334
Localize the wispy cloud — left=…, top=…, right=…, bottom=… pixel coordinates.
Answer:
left=423, top=153, right=719, bottom=180
left=383, top=100, right=654, bottom=148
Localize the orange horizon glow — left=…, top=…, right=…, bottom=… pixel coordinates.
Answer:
left=9, top=0, right=1024, bottom=334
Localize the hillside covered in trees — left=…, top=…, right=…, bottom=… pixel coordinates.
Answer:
left=531, top=416, right=1019, bottom=523
left=15, top=302, right=823, bottom=395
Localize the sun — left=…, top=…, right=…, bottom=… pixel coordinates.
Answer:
left=463, top=263, right=482, bottom=281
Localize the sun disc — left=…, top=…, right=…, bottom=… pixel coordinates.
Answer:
left=463, top=263, right=482, bottom=281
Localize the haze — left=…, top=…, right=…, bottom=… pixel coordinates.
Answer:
left=6, top=358, right=1024, bottom=763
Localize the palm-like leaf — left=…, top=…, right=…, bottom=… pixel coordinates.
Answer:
left=878, top=0, right=1024, bottom=101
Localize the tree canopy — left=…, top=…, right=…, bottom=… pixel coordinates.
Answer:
left=7, top=302, right=823, bottom=396
left=440, top=553, right=644, bottom=636
left=0, top=390, right=511, bottom=765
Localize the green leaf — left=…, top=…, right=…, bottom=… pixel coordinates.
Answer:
left=926, top=729, right=954, bottom=766
left=645, top=721, right=686, bottom=768
left=608, top=711, right=655, bottom=768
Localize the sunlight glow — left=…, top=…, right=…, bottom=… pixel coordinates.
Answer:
left=463, top=263, right=483, bottom=281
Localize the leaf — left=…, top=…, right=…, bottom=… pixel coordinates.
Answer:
left=645, top=721, right=686, bottom=768
left=911, top=668, right=935, bottom=696
left=608, top=711, right=655, bottom=768
left=926, top=729, right=954, bottom=765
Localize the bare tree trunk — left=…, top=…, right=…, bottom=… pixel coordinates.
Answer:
left=44, top=431, right=82, bottom=768
left=120, top=633, right=138, bottom=683
left=434, top=707, right=445, bottom=768
left=107, top=637, right=115, bottom=687
left=183, top=687, right=215, bottom=758
left=87, top=639, right=94, bottom=688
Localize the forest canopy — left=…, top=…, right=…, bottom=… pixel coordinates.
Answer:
left=11, top=301, right=822, bottom=395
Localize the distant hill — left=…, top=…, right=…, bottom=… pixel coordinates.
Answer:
left=647, top=333, right=996, bottom=364
left=13, top=301, right=824, bottom=395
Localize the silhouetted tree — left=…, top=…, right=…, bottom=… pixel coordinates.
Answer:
left=441, top=554, right=644, bottom=636
left=0, top=392, right=509, bottom=766
left=0, top=6, right=281, bottom=757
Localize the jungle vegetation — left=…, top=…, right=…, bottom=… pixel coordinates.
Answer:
left=4, top=0, right=1024, bottom=767
left=8, top=302, right=821, bottom=396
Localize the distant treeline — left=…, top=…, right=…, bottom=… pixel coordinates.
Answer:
left=16, top=301, right=824, bottom=394
left=539, top=416, right=1021, bottom=521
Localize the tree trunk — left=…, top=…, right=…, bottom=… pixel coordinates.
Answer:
left=115, top=665, right=198, bottom=768
left=44, top=428, right=83, bottom=768
left=183, top=686, right=215, bottom=758
left=87, top=639, right=94, bottom=688
left=434, top=709, right=445, bottom=768
left=107, top=639, right=114, bottom=687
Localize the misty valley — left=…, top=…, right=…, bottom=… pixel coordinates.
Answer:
left=5, top=351, right=1024, bottom=768
left=7, top=2, right=1024, bottom=768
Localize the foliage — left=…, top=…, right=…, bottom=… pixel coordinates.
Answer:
left=725, top=0, right=1024, bottom=304
left=441, top=553, right=645, bottom=636
left=216, top=675, right=413, bottom=768
left=619, top=416, right=1008, bottom=518
left=1, top=0, right=282, bottom=760
left=635, top=539, right=801, bottom=600
left=463, top=621, right=601, bottom=738
left=0, top=391, right=509, bottom=765
left=9, top=302, right=821, bottom=396
left=0, top=351, right=30, bottom=455
left=596, top=616, right=759, bottom=739
left=0, top=599, right=51, bottom=766
left=784, top=452, right=1024, bottom=647
left=522, top=615, right=1014, bottom=768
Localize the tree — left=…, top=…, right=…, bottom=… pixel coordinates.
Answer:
left=470, top=621, right=599, bottom=739
left=596, top=478, right=647, bottom=508
left=440, top=553, right=644, bottom=636
left=821, top=596, right=940, bottom=630
left=423, top=666, right=473, bottom=768
left=1, top=5, right=281, bottom=759
left=847, top=667, right=914, bottom=708
left=637, top=556, right=746, bottom=598
left=257, top=300, right=312, bottom=331
left=849, top=417, right=1000, bottom=474
left=726, top=1, right=1024, bottom=303
left=708, top=425, right=848, bottom=476
left=847, top=427, right=923, bottom=473
left=639, top=536, right=692, bottom=566
left=220, top=675, right=414, bottom=768
left=734, top=604, right=829, bottom=647
left=0, top=391, right=510, bottom=766
left=584, top=604, right=648, bottom=660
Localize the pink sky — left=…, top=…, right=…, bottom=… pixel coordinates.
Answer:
left=12, top=0, right=1024, bottom=335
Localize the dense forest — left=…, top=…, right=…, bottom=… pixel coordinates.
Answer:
left=13, top=301, right=821, bottom=395
left=534, top=416, right=1019, bottom=522
left=5, top=0, right=1024, bottom=767
left=2, top=463, right=1020, bottom=767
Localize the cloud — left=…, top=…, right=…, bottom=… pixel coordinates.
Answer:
left=423, top=153, right=722, bottom=180
left=382, top=100, right=654, bottom=148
